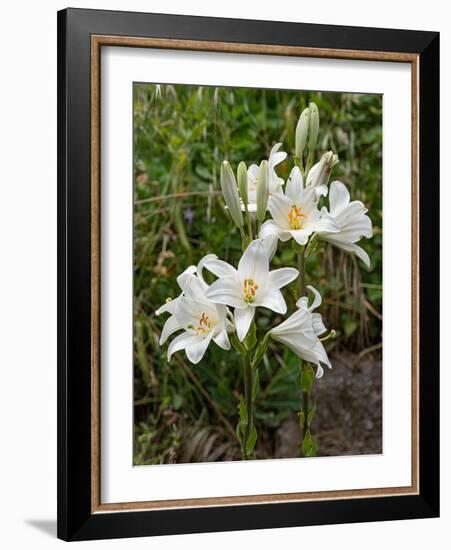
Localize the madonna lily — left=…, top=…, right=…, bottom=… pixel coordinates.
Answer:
left=270, top=285, right=332, bottom=378
left=259, top=166, right=338, bottom=246
left=317, top=180, right=373, bottom=268
left=205, top=239, right=298, bottom=341
left=156, top=263, right=233, bottom=365
left=244, top=143, right=287, bottom=212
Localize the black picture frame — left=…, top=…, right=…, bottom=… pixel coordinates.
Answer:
left=57, top=7, right=439, bottom=541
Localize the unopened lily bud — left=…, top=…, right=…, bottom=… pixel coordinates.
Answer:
left=308, top=102, right=319, bottom=150
left=256, top=160, right=269, bottom=222
left=220, top=161, right=244, bottom=229
left=295, top=107, right=310, bottom=160
left=237, top=161, right=248, bottom=208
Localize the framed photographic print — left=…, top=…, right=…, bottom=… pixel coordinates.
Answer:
left=57, top=8, right=440, bottom=541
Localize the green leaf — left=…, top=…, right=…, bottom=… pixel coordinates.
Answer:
left=231, top=333, right=247, bottom=355
left=235, top=422, right=242, bottom=442
left=245, top=426, right=257, bottom=455
left=252, top=369, right=260, bottom=401
left=300, top=365, right=315, bottom=393
left=302, top=429, right=313, bottom=456
left=310, top=438, right=318, bottom=456
left=238, top=395, right=248, bottom=425
left=302, top=430, right=318, bottom=457
left=244, top=322, right=257, bottom=351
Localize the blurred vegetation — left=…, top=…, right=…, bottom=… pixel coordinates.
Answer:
left=133, top=83, right=382, bottom=465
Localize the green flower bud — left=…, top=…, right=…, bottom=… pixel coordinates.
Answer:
left=295, top=107, right=310, bottom=160
left=220, top=161, right=244, bottom=229
left=256, top=160, right=269, bottom=222
left=308, top=102, right=319, bottom=150
left=237, top=161, right=248, bottom=207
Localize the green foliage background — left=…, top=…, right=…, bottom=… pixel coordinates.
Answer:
left=133, top=83, right=382, bottom=464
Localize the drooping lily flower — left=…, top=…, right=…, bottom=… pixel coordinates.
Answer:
left=204, top=239, right=298, bottom=341
left=244, top=143, right=287, bottom=212
left=270, top=285, right=332, bottom=378
left=156, top=261, right=233, bottom=364
left=259, top=166, right=338, bottom=246
left=317, top=180, right=373, bottom=268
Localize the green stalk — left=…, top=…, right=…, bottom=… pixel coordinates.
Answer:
left=243, top=353, right=253, bottom=459
left=244, top=202, right=253, bottom=242
left=302, top=387, right=309, bottom=445
left=305, top=149, right=315, bottom=175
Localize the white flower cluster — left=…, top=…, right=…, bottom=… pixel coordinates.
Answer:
left=157, top=110, right=373, bottom=376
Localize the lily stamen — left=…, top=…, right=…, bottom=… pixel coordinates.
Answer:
left=288, top=205, right=305, bottom=230
left=196, top=312, right=212, bottom=334
left=243, top=278, right=259, bottom=303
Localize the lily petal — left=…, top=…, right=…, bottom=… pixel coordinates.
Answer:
left=204, top=257, right=237, bottom=278
left=176, top=265, right=197, bottom=292
left=261, top=234, right=278, bottom=261
left=312, top=313, right=327, bottom=336
left=237, top=239, right=269, bottom=285
left=155, top=296, right=179, bottom=316
left=159, top=315, right=182, bottom=345
left=181, top=274, right=209, bottom=302
left=268, top=267, right=299, bottom=289
left=206, top=276, right=244, bottom=308
left=196, top=254, right=217, bottom=288
left=213, top=329, right=231, bottom=350
left=290, top=228, right=312, bottom=245
left=329, top=180, right=350, bottom=214
left=267, top=193, right=292, bottom=229
left=254, top=287, right=287, bottom=314
left=285, top=166, right=304, bottom=203
left=234, top=307, right=255, bottom=341
left=325, top=238, right=371, bottom=268
left=316, top=213, right=340, bottom=233
left=185, top=332, right=214, bottom=364
left=269, top=143, right=287, bottom=168
left=259, top=220, right=292, bottom=242
left=307, top=285, right=322, bottom=311
left=168, top=332, right=199, bottom=361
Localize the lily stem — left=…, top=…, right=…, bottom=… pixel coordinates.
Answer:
left=302, top=387, right=309, bottom=451
left=244, top=203, right=253, bottom=241
left=243, top=353, right=253, bottom=459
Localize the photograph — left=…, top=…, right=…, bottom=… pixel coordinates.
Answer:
left=133, top=83, right=382, bottom=465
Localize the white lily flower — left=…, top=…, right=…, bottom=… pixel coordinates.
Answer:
left=259, top=166, right=339, bottom=246
left=270, top=285, right=332, bottom=378
left=317, top=180, right=373, bottom=268
left=156, top=260, right=233, bottom=364
left=205, top=239, right=298, bottom=341
left=244, top=143, right=287, bottom=212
